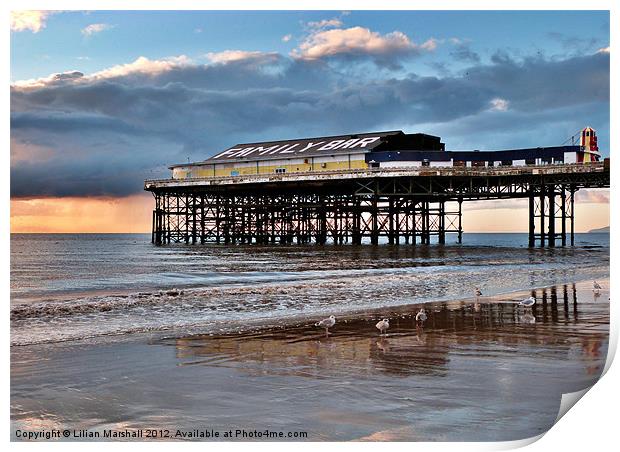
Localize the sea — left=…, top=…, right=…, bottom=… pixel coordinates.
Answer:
left=10, top=232, right=609, bottom=347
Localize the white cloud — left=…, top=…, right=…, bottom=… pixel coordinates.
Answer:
left=291, top=26, right=436, bottom=61
left=205, top=50, right=279, bottom=65
left=489, top=98, right=510, bottom=112
left=307, top=18, right=343, bottom=30
left=12, top=51, right=284, bottom=90
left=90, top=55, right=191, bottom=79
left=576, top=189, right=609, bottom=204
left=282, top=34, right=292, bottom=43
left=420, top=38, right=438, bottom=51
left=597, top=46, right=610, bottom=54
left=81, top=23, right=114, bottom=37
left=10, top=11, right=56, bottom=33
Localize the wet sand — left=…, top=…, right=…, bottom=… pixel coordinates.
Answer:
left=11, top=279, right=609, bottom=442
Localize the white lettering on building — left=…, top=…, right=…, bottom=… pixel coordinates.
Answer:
left=255, top=146, right=281, bottom=156
left=213, top=148, right=243, bottom=159
left=335, top=138, right=360, bottom=149
left=298, top=142, right=325, bottom=153
left=213, top=136, right=381, bottom=160
left=356, top=137, right=381, bottom=147
left=279, top=143, right=300, bottom=154
left=318, top=140, right=346, bottom=151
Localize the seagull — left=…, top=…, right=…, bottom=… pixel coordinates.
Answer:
left=593, top=281, right=602, bottom=291
left=415, top=308, right=428, bottom=323
left=475, top=287, right=482, bottom=297
left=315, top=315, right=336, bottom=335
left=376, top=319, right=390, bottom=335
left=518, top=296, right=536, bottom=308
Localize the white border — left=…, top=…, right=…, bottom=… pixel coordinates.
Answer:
left=3, top=2, right=616, bottom=451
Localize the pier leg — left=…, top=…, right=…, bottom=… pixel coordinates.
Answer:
left=151, top=209, right=156, bottom=244
left=570, top=187, right=575, bottom=246
left=457, top=198, right=463, bottom=244
left=528, top=193, right=535, bottom=247
left=438, top=200, right=446, bottom=245
left=388, top=198, right=395, bottom=245
left=560, top=186, right=566, bottom=247
left=371, top=195, right=379, bottom=245
left=548, top=188, right=555, bottom=248
left=191, top=194, right=197, bottom=245
left=539, top=186, right=546, bottom=247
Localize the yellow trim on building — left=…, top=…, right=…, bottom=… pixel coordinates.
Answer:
left=172, top=157, right=368, bottom=179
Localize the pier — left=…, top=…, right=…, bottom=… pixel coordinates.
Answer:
left=144, top=162, right=609, bottom=247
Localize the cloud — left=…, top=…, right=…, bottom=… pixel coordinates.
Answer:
left=575, top=189, right=609, bottom=204
left=597, top=46, right=610, bottom=54
left=282, top=34, right=292, bottom=43
left=10, top=10, right=56, bottom=33
left=205, top=50, right=281, bottom=66
left=450, top=43, right=480, bottom=63
left=10, top=49, right=609, bottom=198
left=91, top=55, right=192, bottom=80
left=307, top=18, right=343, bottom=30
left=291, top=26, right=437, bottom=68
left=547, top=32, right=600, bottom=55
left=81, top=23, right=114, bottom=37
left=488, top=98, right=509, bottom=112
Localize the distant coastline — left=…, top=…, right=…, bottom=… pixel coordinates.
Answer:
left=588, top=226, right=610, bottom=233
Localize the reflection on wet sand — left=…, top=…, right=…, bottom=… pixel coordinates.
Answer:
left=11, top=281, right=609, bottom=442
left=164, top=283, right=608, bottom=380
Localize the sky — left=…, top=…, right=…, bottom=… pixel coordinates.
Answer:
left=10, top=10, right=610, bottom=232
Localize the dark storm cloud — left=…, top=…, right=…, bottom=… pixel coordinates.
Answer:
left=547, top=32, right=601, bottom=55
left=449, top=44, right=480, bottom=63
left=10, top=51, right=609, bottom=198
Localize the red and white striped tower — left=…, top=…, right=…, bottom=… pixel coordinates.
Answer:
left=579, top=126, right=601, bottom=163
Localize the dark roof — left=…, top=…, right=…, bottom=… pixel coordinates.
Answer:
left=448, top=146, right=581, bottom=161
left=367, top=146, right=581, bottom=163
left=200, top=131, right=404, bottom=163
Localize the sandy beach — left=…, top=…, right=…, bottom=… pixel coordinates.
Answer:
left=11, top=278, right=609, bottom=442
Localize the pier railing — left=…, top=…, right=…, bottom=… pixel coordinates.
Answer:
left=145, top=162, right=607, bottom=190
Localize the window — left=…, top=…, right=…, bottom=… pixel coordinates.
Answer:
left=472, top=161, right=485, bottom=167
left=275, top=168, right=286, bottom=174
left=525, top=159, right=536, bottom=165
left=422, top=159, right=430, bottom=167
left=370, top=162, right=380, bottom=168
left=500, top=160, right=512, bottom=166
left=487, top=161, right=494, bottom=167
left=453, top=160, right=466, bottom=167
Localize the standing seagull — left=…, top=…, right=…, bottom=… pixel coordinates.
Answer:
left=593, top=281, right=602, bottom=292
left=376, top=319, right=390, bottom=336
left=415, top=308, right=428, bottom=324
left=475, top=287, right=482, bottom=298
left=315, top=315, right=336, bottom=335
left=519, top=296, right=536, bottom=309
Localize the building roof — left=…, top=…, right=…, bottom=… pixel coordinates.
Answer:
left=448, top=146, right=581, bottom=161
left=199, top=131, right=402, bottom=164
left=171, top=131, right=444, bottom=166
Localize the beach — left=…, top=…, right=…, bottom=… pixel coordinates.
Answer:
left=11, top=278, right=609, bottom=442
